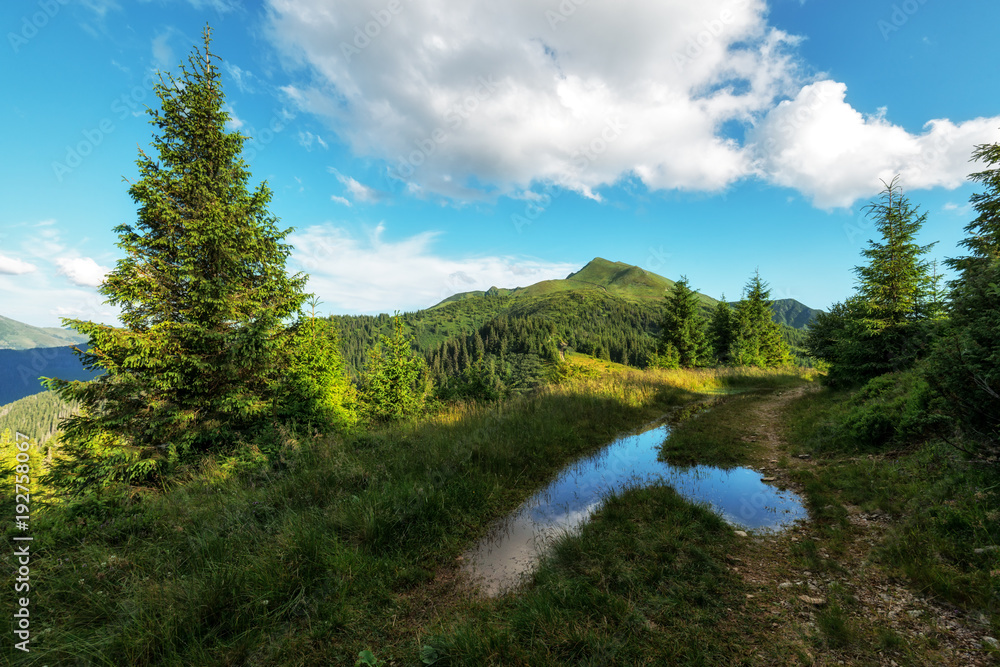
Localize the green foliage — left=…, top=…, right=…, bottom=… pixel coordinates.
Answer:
left=428, top=314, right=560, bottom=402
left=359, top=315, right=428, bottom=422
left=44, top=29, right=308, bottom=490
left=812, top=178, right=936, bottom=386
left=709, top=295, right=733, bottom=364
left=0, top=390, right=79, bottom=446
left=659, top=275, right=710, bottom=367
left=839, top=369, right=945, bottom=450
left=648, top=343, right=681, bottom=370
left=928, top=139, right=1000, bottom=458
left=0, top=428, right=48, bottom=500
left=786, top=386, right=1000, bottom=625
left=277, top=306, right=357, bottom=434
left=730, top=270, right=792, bottom=367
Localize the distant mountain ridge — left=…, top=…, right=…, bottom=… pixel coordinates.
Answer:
left=433, top=257, right=817, bottom=324
left=0, top=315, right=88, bottom=350
left=334, top=257, right=822, bottom=376
left=0, top=345, right=99, bottom=405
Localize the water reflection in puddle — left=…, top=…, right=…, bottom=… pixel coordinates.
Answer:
left=462, top=420, right=808, bottom=596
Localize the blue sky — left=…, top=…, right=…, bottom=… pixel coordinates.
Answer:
left=2, top=0, right=998, bottom=328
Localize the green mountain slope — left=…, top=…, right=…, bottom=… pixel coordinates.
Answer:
left=770, top=299, right=823, bottom=329
left=0, top=315, right=88, bottom=350
left=432, top=257, right=683, bottom=308
left=0, top=390, right=78, bottom=445
left=334, top=258, right=822, bottom=374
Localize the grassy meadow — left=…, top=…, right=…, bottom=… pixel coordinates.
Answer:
left=4, top=357, right=998, bottom=665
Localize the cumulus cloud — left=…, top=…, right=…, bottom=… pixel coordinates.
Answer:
left=288, top=223, right=578, bottom=313
left=0, top=254, right=37, bottom=275
left=267, top=0, right=800, bottom=200
left=750, top=80, right=1000, bottom=208
left=266, top=0, right=1000, bottom=209
left=56, top=257, right=109, bottom=288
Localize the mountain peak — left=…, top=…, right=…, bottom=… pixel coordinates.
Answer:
left=566, top=257, right=629, bottom=281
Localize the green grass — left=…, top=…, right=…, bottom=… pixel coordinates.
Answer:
left=424, top=485, right=760, bottom=665
left=2, top=359, right=730, bottom=666
left=781, top=379, right=1000, bottom=648
left=11, top=361, right=991, bottom=666
left=657, top=368, right=816, bottom=468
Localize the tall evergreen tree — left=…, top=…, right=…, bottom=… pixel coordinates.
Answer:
left=730, top=270, right=791, bottom=368
left=277, top=299, right=356, bottom=434
left=810, top=178, right=935, bottom=385
left=658, top=276, right=709, bottom=368
left=710, top=294, right=733, bottom=364
left=928, top=140, right=1000, bottom=455
left=852, top=176, right=936, bottom=376
left=45, top=29, right=308, bottom=486
left=359, top=315, right=428, bottom=423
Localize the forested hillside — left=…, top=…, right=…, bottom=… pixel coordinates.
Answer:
left=0, top=390, right=78, bottom=445
left=333, top=258, right=820, bottom=377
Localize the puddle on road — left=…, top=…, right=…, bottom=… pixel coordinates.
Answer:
left=462, top=420, right=808, bottom=596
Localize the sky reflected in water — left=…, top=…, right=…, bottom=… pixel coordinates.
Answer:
left=463, top=421, right=808, bottom=596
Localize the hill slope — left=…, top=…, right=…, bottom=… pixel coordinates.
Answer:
left=432, top=257, right=687, bottom=308
left=0, top=315, right=88, bottom=350
left=0, top=390, right=78, bottom=445
left=335, top=258, right=821, bottom=374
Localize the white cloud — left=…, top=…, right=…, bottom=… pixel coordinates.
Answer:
left=330, top=195, right=352, bottom=207
left=81, top=0, right=121, bottom=18
left=288, top=223, right=578, bottom=313
left=750, top=80, right=1000, bottom=208
left=267, top=0, right=800, bottom=200
left=186, top=0, right=241, bottom=12
left=298, top=130, right=328, bottom=150
left=328, top=168, right=385, bottom=203
left=152, top=29, right=175, bottom=70
left=266, top=0, right=1000, bottom=209
left=224, top=104, right=245, bottom=130
left=224, top=62, right=255, bottom=93
left=55, top=257, right=109, bottom=288
left=0, top=254, right=37, bottom=275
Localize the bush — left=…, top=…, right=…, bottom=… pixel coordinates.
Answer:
left=840, top=369, right=945, bottom=449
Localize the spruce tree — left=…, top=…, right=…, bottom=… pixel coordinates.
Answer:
left=928, top=140, right=1000, bottom=455
left=851, top=176, right=936, bottom=377
left=658, top=276, right=709, bottom=368
left=710, top=295, right=733, bottom=364
left=359, top=315, right=428, bottom=423
left=730, top=270, right=791, bottom=368
left=45, top=28, right=308, bottom=485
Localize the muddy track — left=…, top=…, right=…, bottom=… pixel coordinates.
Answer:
left=730, top=384, right=995, bottom=666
